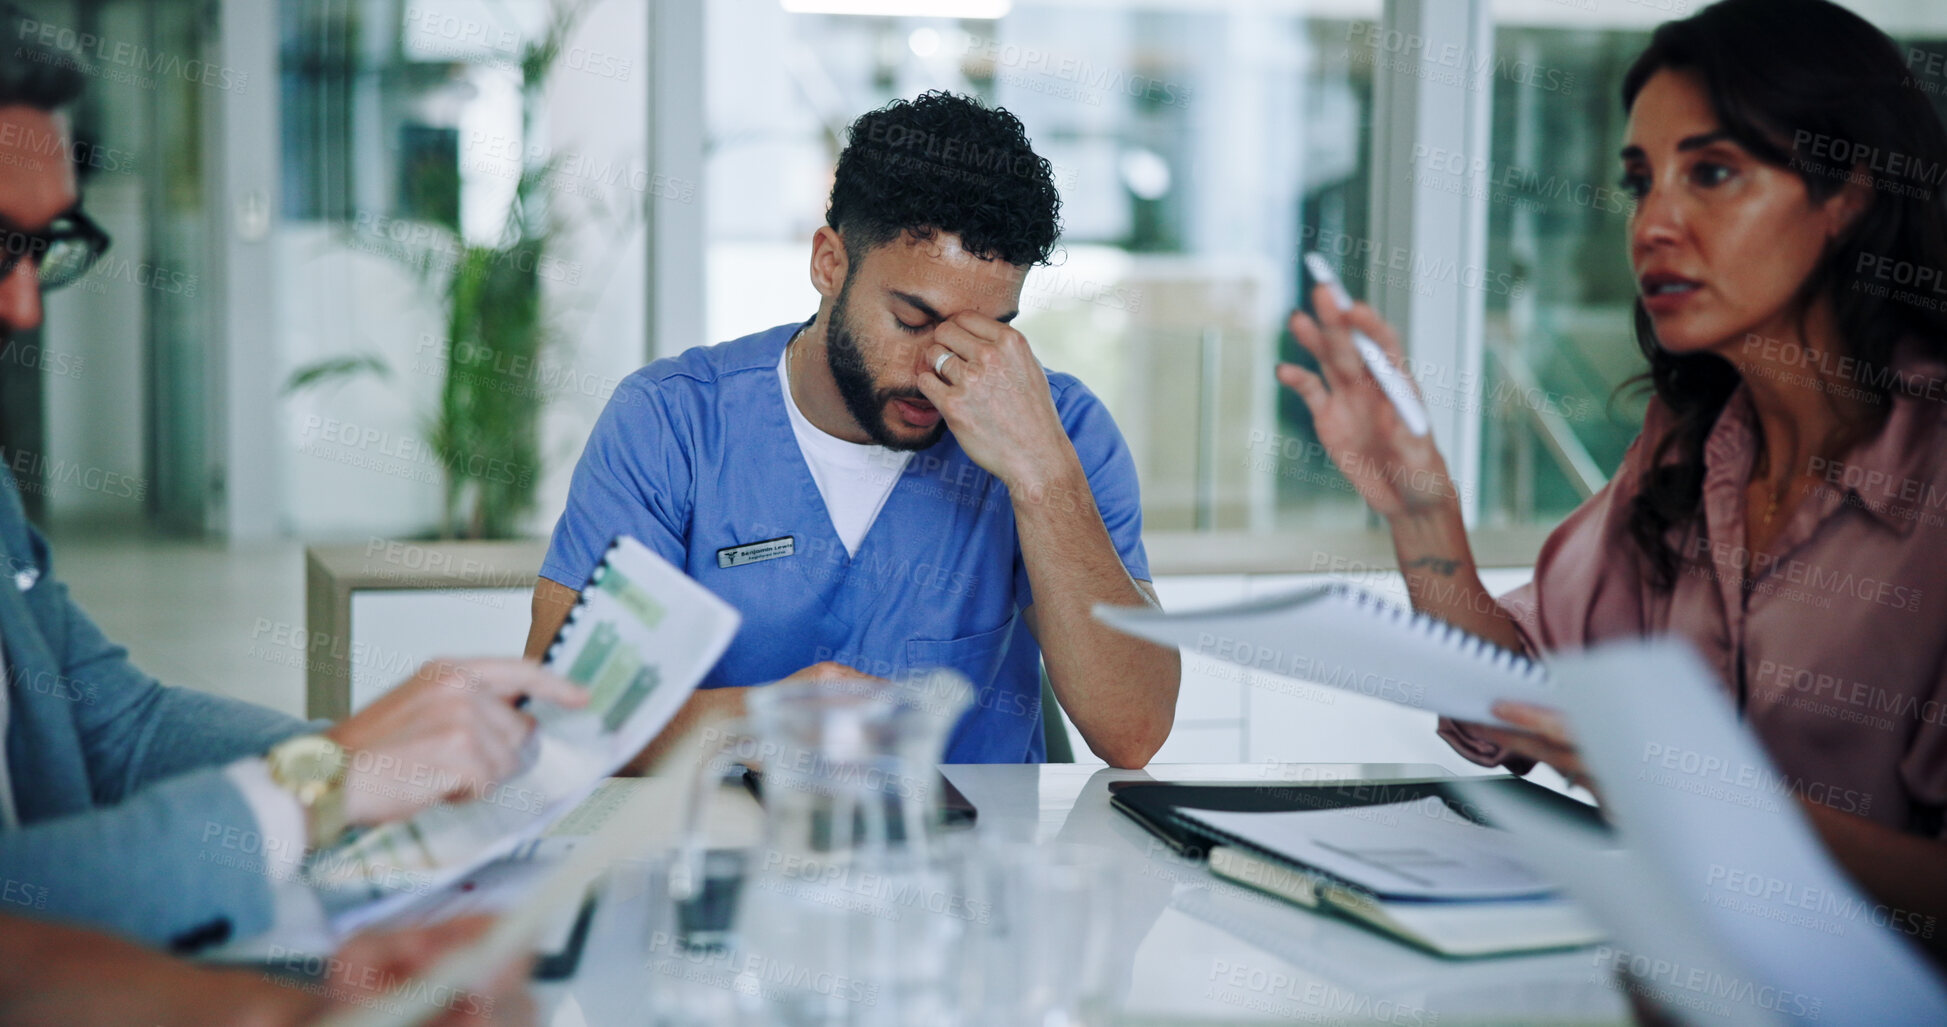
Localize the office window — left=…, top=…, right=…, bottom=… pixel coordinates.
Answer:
left=703, top=0, right=1382, bottom=534
left=276, top=0, right=652, bottom=537
left=1476, top=15, right=1651, bottom=529
left=264, top=0, right=1947, bottom=550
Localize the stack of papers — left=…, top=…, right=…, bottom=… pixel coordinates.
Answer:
left=1459, top=641, right=1947, bottom=1023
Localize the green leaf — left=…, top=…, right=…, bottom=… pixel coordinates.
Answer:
left=282, top=354, right=394, bottom=396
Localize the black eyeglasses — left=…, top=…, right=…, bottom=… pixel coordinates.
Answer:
left=0, top=209, right=111, bottom=291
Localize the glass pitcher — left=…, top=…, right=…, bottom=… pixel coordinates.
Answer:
left=671, top=669, right=975, bottom=1027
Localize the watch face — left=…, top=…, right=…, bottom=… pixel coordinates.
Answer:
left=274, top=736, right=346, bottom=788
left=268, top=736, right=351, bottom=845
left=292, top=751, right=334, bottom=781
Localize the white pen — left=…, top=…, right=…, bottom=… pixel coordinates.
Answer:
left=1301, top=252, right=1431, bottom=437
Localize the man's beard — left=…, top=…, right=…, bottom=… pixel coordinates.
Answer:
left=825, top=278, right=947, bottom=452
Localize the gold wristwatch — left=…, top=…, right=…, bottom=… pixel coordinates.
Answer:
left=264, top=734, right=351, bottom=849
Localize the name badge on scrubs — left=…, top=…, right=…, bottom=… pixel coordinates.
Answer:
left=718, top=536, right=796, bottom=569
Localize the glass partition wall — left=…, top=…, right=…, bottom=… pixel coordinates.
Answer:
left=31, top=0, right=1947, bottom=554
left=703, top=0, right=1382, bottom=538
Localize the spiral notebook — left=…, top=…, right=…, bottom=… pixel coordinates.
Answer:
left=1094, top=583, right=1550, bottom=725
left=312, top=535, right=741, bottom=931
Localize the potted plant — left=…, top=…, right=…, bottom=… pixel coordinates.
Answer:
left=286, top=1, right=588, bottom=539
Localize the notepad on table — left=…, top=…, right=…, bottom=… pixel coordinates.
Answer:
left=1193, top=797, right=1553, bottom=900
left=1181, top=796, right=1602, bottom=957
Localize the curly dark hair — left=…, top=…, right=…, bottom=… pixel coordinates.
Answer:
left=826, top=90, right=1062, bottom=269
left=1620, top=0, right=1947, bottom=587
left=0, top=3, right=88, bottom=110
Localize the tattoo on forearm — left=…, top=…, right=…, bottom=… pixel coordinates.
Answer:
left=1404, top=556, right=1462, bottom=576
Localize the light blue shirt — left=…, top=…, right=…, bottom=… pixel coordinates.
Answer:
left=541, top=321, right=1151, bottom=762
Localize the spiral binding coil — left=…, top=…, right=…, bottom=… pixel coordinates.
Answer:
left=543, top=538, right=618, bottom=668
left=1323, top=582, right=1549, bottom=684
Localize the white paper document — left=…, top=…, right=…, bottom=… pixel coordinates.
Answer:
left=1471, top=640, right=1947, bottom=1024
left=310, top=536, right=740, bottom=931
left=1094, top=583, right=1551, bottom=724
left=316, top=741, right=694, bottom=1027
left=1192, top=796, right=1557, bottom=902
left=363, top=837, right=580, bottom=941
left=1455, top=782, right=1774, bottom=1027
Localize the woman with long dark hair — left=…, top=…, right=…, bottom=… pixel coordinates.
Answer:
left=1279, top=0, right=1947, bottom=955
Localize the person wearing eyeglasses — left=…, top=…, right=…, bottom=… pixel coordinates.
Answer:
left=1279, top=0, right=1947, bottom=960
left=0, top=204, right=105, bottom=293
left=0, top=5, right=587, bottom=958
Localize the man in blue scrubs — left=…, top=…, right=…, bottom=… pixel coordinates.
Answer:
left=525, top=91, right=1179, bottom=768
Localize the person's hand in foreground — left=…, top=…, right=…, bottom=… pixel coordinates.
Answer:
left=776, top=660, right=888, bottom=685
left=1275, top=283, right=1452, bottom=521
left=1275, top=281, right=1528, bottom=654
left=0, top=913, right=533, bottom=1027
left=309, top=915, right=535, bottom=1026
left=916, top=311, right=1072, bottom=494
left=1471, top=701, right=1598, bottom=798
left=327, top=659, right=587, bottom=828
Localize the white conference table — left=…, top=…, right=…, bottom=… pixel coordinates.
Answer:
left=540, top=763, right=1631, bottom=1026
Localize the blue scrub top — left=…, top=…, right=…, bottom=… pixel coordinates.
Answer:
left=541, top=321, right=1151, bottom=763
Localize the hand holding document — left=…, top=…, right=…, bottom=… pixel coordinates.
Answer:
left=1459, top=640, right=1947, bottom=1024
left=311, top=536, right=741, bottom=933
left=1094, top=583, right=1551, bottom=725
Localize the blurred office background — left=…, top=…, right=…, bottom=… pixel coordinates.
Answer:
left=17, top=0, right=1947, bottom=767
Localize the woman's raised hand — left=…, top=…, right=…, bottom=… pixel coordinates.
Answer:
left=1276, top=283, right=1457, bottom=521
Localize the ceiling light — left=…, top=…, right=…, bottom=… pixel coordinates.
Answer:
left=780, top=0, right=1011, bottom=18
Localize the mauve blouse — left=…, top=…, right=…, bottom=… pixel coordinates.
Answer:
left=1440, top=347, right=1947, bottom=837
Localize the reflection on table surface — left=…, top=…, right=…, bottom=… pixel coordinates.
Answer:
left=539, top=763, right=1631, bottom=1026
